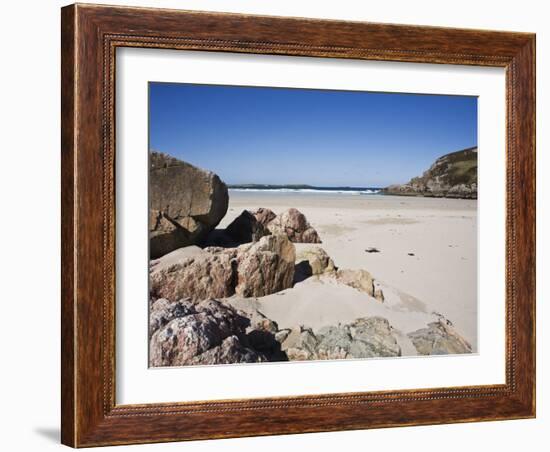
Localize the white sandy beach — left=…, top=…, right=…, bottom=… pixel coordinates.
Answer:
left=221, top=191, right=477, bottom=352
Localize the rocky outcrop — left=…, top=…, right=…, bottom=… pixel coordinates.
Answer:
left=149, top=246, right=237, bottom=302
left=267, top=208, right=322, bottom=243
left=334, top=269, right=376, bottom=298
left=149, top=297, right=195, bottom=339
left=149, top=299, right=268, bottom=366
left=187, top=335, right=267, bottom=365
left=149, top=210, right=191, bottom=259
left=225, top=210, right=270, bottom=244
left=384, top=147, right=477, bottom=199
left=150, top=234, right=296, bottom=301
left=294, top=246, right=336, bottom=283
left=407, top=317, right=472, bottom=355
left=149, top=296, right=471, bottom=366
left=280, top=317, right=401, bottom=361
left=293, top=247, right=385, bottom=301
left=205, top=207, right=321, bottom=247
left=234, top=234, right=296, bottom=297
left=252, top=208, right=277, bottom=227
left=218, top=298, right=287, bottom=361
left=149, top=152, right=229, bottom=258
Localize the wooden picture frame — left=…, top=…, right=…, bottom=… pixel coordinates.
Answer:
left=61, top=3, right=535, bottom=447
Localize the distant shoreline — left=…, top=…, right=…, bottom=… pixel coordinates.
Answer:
left=228, top=184, right=382, bottom=195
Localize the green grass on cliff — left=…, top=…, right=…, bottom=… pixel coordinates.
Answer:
left=446, top=158, right=477, bottom=185
left=429, top=147, right=477, bottom=186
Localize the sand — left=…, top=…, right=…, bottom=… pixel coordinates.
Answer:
left=221, top=191, right=477, bottom=351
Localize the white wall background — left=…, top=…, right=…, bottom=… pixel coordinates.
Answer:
left=0, top=1, right=546, bottom=451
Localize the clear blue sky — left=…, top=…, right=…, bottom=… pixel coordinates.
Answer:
left=149, top=82, right=477, bottom=187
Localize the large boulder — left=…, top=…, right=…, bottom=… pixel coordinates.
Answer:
left=267, top=208, right=321, bottom=243
left=279, top=326, right=319, bottom=361
left=348, top=317, right=401, bottom=357
left=149, top=210, right=191, bottom=259
left=149, top=299, right=266, bottom=366
left=281, top=317, right=401, bottom=361
left=294, top=246, right=336, bottom=283
left=150, top=234, right=296, bottom=302
left=225, top=210, right=270, bottom=244
left=206, top=207, right=321, bottom=247
left=150, top=246, right=236, bottom=302
left=149, top=297, right=195, bottom=339
left=217, top=297, right=287, bottom=361
left=251, top=208, right=277, bottom=227
left=407, top=317, right=472, bottom=355
left=149, top=152, right=229, bottom=258
left=223, top=297, right=279, bottom=335
left=188, top=335, right=268, bottom=365
left=235, top=234, right=296, bottom=297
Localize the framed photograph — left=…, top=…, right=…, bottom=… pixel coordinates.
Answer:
left=61, top=3, right=535, bottom=447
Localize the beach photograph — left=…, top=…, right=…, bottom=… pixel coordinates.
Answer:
left=148, top=82, right=478, bottom=367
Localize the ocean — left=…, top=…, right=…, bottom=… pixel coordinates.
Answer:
left=228, top=186, right=381, bottom=195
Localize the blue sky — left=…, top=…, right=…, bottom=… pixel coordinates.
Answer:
left=149, top=82, right=477, bottom=187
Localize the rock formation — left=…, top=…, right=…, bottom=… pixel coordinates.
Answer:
left=149, top=245, right=236, bottom=302
left=234, top=234, right=296, bottom=297
left=407, top=317, right=472, bottom=355
left=218, top=298, right=287, bottom=361
left=294, top=246, right=336, bottom=283
left=267, top=208, right=322, bottom=243
left=149, top=210, right=191, bottom=260
left=186, top=336, right=267, bottom=366
left=384, top=147, right=477, bottom=199
left=149, top=299, right=407, bottom=366
left=280, top=317, right=401, bottom=361
left=149, top=152, right=229, bottom=258
left=252, top=207, right=277, bottom=227
left=150, top=234, right=296, bottom=301
left=149, top=299, right=269, bottom=366
left=149, top=296, right=473, bottom=366
left=225, top=210, right=270, bottom=244
left=149, top=297, right=195, bottom=339
left=318, top=268, right=384, bottom=302
left=206, top=207, right=321, bottom=247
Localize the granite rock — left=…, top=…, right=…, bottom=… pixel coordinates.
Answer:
left=149, top=152, right=228, bottom=257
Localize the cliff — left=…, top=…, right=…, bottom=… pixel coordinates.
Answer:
left=384, top=146, right=477, bottom=199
